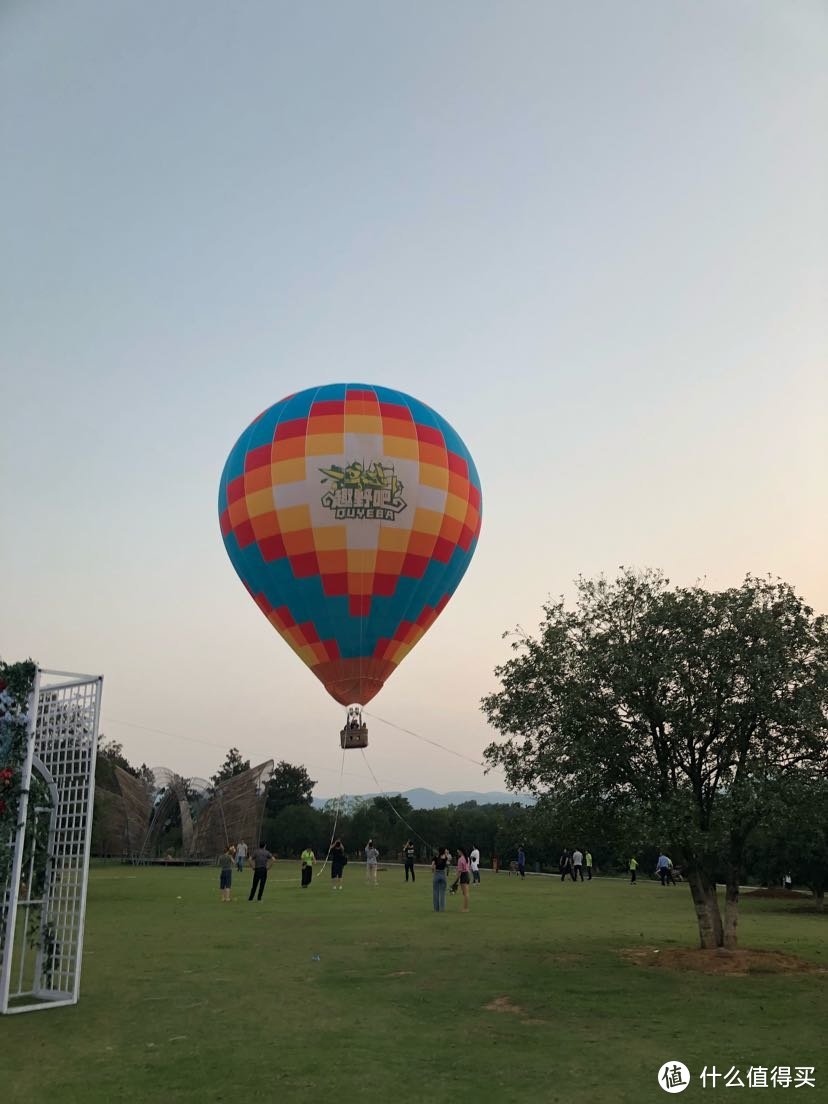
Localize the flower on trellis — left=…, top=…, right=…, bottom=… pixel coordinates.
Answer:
left=1, top=659, right=37, bottom=887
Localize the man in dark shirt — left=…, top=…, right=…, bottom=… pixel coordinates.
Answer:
left=403, top=841, right=416, bottom=882
left=248, top=841, right=274, bottom=901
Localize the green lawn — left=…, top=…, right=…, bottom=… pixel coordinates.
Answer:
left=2, top=863, right=825, bottom=1103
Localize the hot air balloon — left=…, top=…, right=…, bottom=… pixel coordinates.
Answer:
left=218, top=384, right=482, bottom=747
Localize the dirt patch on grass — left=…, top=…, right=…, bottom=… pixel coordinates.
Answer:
left=622, top=947, right=826, bottom=976
left=485, top=996, right=525, bottom=1015
left=484, top=996, right=548, bottom=1025
left=746, top=887, right=811, bottom=899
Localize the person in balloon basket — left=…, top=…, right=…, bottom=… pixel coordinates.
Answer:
left=248, top=842, right=274, bottom=901
left=365, top=840, right=379, bottom=885
left=403, top=840, right=416, bottom=883
left=432, top=847, right=449, bottom=912
left=218, top=844, right=234, bottom=902
left=300, top=846, right=315, bottom=888
left=331, top=838, right=347, bottom=889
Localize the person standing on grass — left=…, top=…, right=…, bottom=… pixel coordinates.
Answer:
left=455, top=848, right=471, bottom=912
left=331, top=838, right=347, bottom=889
left=248, top=841, right=274, bottom=901
left=365, top=839, right=379, bottom=885
left=655, top=853, right=674, bottom=886
left=300, top=846, right=315, bottom=888
left=432, top=847, right=449, bottom=912
left=571, top=848, right=584, bottom=882
left=585, top=850, right=593, bottom=880
left=403, top=840, right=416, bottom=882
left=559, top=849, right=572, bottom=882
left=470, top=845, right=481, bottom=885
left=629, top=856, right=638, bottom=884
left=235, top=840, right=248, bottom=872
left=517, top=846, right=526, bottom=879
left=218, top=844, right=234, bottom=902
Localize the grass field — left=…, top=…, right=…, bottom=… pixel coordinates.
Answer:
left=2, top=862, right=825, bottom=1103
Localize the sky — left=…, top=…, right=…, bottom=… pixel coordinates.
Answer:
left=1, top=2, right=826, bottom=800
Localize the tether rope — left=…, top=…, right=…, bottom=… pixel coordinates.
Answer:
left=363, top=710, right=485, bottom=767
left=359, top=747, right=436, bottom=856
left=313, top=746, right=347, bottom=878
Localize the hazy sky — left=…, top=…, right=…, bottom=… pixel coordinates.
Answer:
left=2, top=2, right=826, bottom=799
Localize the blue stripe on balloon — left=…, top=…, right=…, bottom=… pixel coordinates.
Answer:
left=223, top=531, right=479, bottom=660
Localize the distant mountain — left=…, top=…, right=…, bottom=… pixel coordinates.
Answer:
left=313, top=788, right=533, bottom=810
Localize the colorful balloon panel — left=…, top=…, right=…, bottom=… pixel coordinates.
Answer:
left=218, top=384, right=482, bottom=706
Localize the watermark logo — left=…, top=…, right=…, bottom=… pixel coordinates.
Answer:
left=656, top=1062, right=816, bottom=1091
left=658, top=1061, right=690, bottom=1094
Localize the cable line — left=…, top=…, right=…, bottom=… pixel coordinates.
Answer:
left=359, top=748, right=435, bottom=857
left=314, top=746, right=346, bottom=879
left=364, top=711, right=485, bottom=767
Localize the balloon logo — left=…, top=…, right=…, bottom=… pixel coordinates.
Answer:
left=218, top=384, right=482, bottom=710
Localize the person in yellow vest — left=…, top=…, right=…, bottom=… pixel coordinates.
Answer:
left=585, top=850, right=593, bottom=881
left=629, top=856, right=638, bottom=884
left=300, top=846, right=315, bottom=888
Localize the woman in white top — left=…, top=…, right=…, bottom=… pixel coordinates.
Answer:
left=235, top=840, right=248, bottom=873
left=365, top=839, right=379, bottom=884
left=470, top=846, right=481, bottom=884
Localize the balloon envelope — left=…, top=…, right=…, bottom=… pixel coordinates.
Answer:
left=219, top=384, right=482, bottom=706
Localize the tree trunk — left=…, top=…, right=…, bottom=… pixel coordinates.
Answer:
left=815, top=888, right=824, bottom=914
left=723, top=869, right=740, bottom=949
left=687, top=869, right=724, bottom=948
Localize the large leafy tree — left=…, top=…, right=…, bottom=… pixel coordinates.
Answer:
left=210, top=747, right=250, bottom=788
left=482, top=570, right=828, bottom=949
left=349, top=796, right=404, bottom=854
left=265, top=803, right=326, bottom=856
left=265, top=761, right=316, bottom=818
left=747, top=771, right=827, bottom=911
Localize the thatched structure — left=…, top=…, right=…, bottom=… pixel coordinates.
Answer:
left=113, top=766, right=152, bottom=853
left=191, top=761, right=273, bottom=857
left=139, top=770, right=205, bottom=858
left=93, top=787, right=131, bottom=856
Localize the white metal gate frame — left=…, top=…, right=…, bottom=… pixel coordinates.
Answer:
left=0, top=668, right=102, bottom=1014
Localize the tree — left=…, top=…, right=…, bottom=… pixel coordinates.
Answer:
left=210, top=747, right=250, bottom=788
left=265, top=761, right=316, bottom=818
left=482, top=570, right=828, bottom=949
left=748, top=771, right=828, bottom=911
left=265, top=803, right=326, bottom=857
left=96, top=737, right=155, bottom=792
